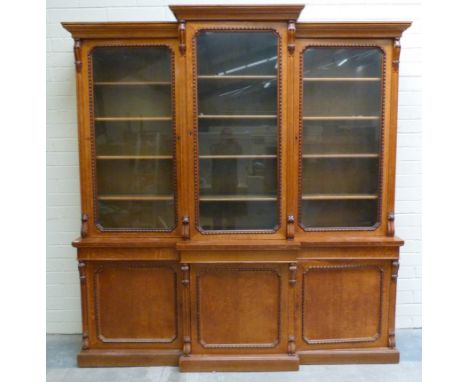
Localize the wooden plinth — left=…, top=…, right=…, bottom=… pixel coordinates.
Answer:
left=298, top=348, right=400, bottom=364
left=179, top=354, right=300, bottom=372
left=77, top=349, right=180, bottom=367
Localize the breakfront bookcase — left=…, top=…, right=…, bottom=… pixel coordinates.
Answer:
left=62, top=4, right=411, bottom=371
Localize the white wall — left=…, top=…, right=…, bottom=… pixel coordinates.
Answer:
left=46, top=0, right=422, bottom=333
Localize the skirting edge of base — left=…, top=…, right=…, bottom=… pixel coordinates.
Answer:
left=77, top=349, right=181, bottom=367
left=179, top=354, right=300, bottom=372
left=298, top=347, right=400, bottom=364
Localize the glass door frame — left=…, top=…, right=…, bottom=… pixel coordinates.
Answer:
left=292, top=38, right=395, bottom=238
left=79, top=38, right=186, bottom=238
left=185, top=22, right=289, bottom=240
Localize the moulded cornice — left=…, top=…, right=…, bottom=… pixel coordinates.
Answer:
left=169, top=4, right=305, bottom=22
left=61, top=22, right=178, bottom=39
left=296, top=22, right=412, bottom=38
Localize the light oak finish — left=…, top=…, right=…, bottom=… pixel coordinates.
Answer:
left=62, top=4, right=410, bottom=371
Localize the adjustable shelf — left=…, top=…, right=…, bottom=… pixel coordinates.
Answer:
left=95, top=117, right=172, bottom=121
left=198, top=75, right=276, bottom=80
left=94, top=81, right=171, bottom=85
left=200, top=195, right=276, bottom=202
left=302, top=153, right=379, bottom=159
left=96, top=155, right=173, bottom=160
left=303, top=116, right=380, bottom=121
left=303, top=77, right=380, bottom=82
left=199, top=115, right=277, bottom=119
left=199, top=154, right=276, bottom=159
left=302, top=194, right=378, bottom=200
left=98, top=195, right=174, bottom=201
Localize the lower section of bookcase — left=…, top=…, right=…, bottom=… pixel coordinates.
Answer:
left=75, top=245, right=400, bottom=371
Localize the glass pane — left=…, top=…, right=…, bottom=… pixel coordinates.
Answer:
left=91, top=46, right=175, bottom=230
left=301, top=47, right=383, bottom=229
left=196, top=31, right=279, bottom=231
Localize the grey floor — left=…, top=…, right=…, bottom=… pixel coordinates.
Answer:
left=46, top=329, right=421, bottom=382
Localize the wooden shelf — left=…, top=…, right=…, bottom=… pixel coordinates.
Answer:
left=95, top=117, right=172, bottom=121
left=96, top=155, right=172, bottom=160
left=303, top=77, right=381, bottom=82
left=200, top=195, right=276, bottom=202
left=302, top=194, right=378, bottom=200
left=199, top=154, right=276, bottom=159
left=199, top=115, right=276, bottom=119
left=303, top=116, right=380, bottom=121
left=303, top=153, right=379, bottom=159
left=94, top=81, right=171, bottom=85
left=98, top=195, right=174, bottom=201
left=198, top=75, right=276, bottom=80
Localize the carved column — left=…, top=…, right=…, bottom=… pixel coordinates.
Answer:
left=392, top=38, right=401, bottom=70
left=386, top=37, right=402, bottom=227
left=387, top=212, right=395, bottom=237
left=73, top=38, right=82, bottom=72
left=287, top=20, right=296, bottom=55
left=182, top=216, right=190, bottom=240
left=81, top=213, right=89, bottom=238
left=388, top=259, right=400, bottom=348
left=286, top=215, right=295, bottom=240
left=78, top=261, right=89, bottom=350
left=178, top=21, right=186, bottom=55
left=181, top=264, right=191, bottom=356
left=288, top=263, right=297, bottom=355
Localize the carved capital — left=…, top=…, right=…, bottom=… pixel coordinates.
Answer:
left=387, top=212, right=395, bottom=237
left=286, top=214, right=295, bottom=240
left=289, top=263, right=297, bottom=286
left=78, top=262, right=86, bottom=284
left=392, top=38, right=401, bottom=70
left=183, top=336, right=191, bottom=356
left=73, top=38, right=82, bottom=72
left=287, top=20, right=296, bottom=54
left=181, top=264, right=190, bottom=286
left=81, top=332, right=89, bottom=350
left=391, top=260, right=400, bottom=281
left=182, top=215, right=190, bottom=240
left=178, top=21, right=186, bottom=55
left=388, top=329, right=396, bottom=348
left=288, top=335, right=296, bottom=355
left=81, top=213, right=89, bottom=238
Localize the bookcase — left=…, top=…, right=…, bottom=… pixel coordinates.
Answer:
left=62, top=4, right=410, bottom=371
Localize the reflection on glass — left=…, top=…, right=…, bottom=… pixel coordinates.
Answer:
left=91, top=46, right=175, bottom=230
left=196, top=31, right=279, bottom=231
left=301, top=47, right=383, bottom=229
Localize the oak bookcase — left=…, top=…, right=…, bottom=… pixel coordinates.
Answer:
left=62, top=4, right=411, bottom=371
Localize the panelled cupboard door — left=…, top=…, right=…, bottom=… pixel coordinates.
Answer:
left=296, top=260, right=391, bottom=351
left=78, top=39, right=186, bottom=238
left=85, top=261, right=182, bottom=350
left=184, top=22, right=289, bottom=239
left=292, top=39, right=394, bottom=238
left=189, top=263, right=290, bottom=354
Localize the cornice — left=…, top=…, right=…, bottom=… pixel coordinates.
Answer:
left=296, top=22, right=412, bottom=38
left=169, top=5, right=305, bottom=22
left=61, top=22, right=178, bottom=39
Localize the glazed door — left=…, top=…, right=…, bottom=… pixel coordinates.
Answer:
left=293, top=40, right=393, bottom=237
left=186, top=24, right=288, bottom=239
left=80, top=40, right=185, bottom=237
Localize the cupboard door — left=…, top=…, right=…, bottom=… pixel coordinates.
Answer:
left=89, top=46, right=177, bottom=231
left=190, top=263, right=289, bottom=354
left=193, top=31, right=282, bottom=234
left=298, top=46, right=385, bottom=230
left=297, top=260, right=390, bottom=350
left=88, top=261, right=181, bottom=349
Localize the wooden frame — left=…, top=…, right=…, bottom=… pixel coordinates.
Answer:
left=293, top=40, right=392, bottom=236
left=62, top=4, right=410, bottom=372
left=185, top=22, right=288, bottom=239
